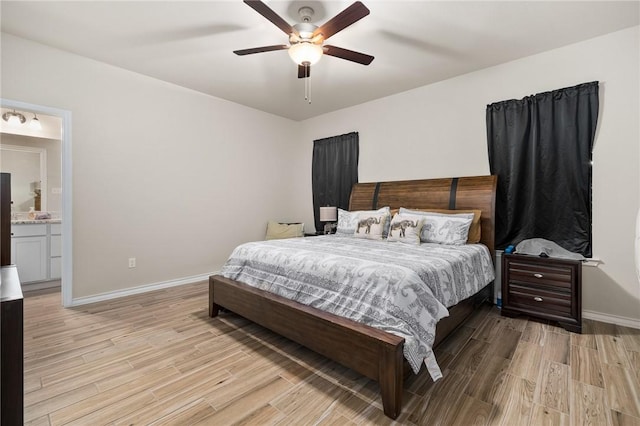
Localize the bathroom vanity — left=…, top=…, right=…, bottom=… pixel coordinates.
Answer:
left=11, top=220, right=61, bottom=284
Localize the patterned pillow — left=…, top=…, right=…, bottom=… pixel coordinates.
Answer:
left=387, top=213, right=424, bottom=245
left=353, top=213, right=387, bottom=240
left=400, top=208, right=474, bottom=245
left=336, top=207, right=391, bottom=236
left=400, top=208, right=482, bottom=243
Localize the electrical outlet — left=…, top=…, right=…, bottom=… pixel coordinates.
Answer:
left=128, top=258, right=136, bottom=268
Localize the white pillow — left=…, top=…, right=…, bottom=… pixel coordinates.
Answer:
left=399, top=208, right=473, bottom=245
left=336, top=207, right=390, bottom=236
left=387, top=213, right=424, bottom=245
left=353, top=213, right=387, bottom=240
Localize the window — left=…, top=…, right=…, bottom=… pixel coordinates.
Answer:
left=311, top=132, right=359, bottom=232
left=486, top=82, right=599, bottom=257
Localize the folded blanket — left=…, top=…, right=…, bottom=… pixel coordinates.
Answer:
left=515, top=238, right=585, bottom=260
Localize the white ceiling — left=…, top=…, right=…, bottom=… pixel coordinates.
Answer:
left=2, top=1, right=638, bottom=121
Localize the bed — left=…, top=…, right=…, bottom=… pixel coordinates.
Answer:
left=209, top=175, right=497, bottom=419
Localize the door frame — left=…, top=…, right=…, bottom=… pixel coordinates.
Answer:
left=1, top=98, right=73, bottom=307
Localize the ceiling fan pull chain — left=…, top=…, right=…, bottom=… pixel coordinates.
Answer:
left=304, top=63, right=311, bottom=104
left=307, top=69, right=312, bottom=104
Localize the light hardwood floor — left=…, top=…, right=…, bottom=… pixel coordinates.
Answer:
left=23, top=282, right=640, bottom=425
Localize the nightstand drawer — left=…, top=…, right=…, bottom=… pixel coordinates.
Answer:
left=508, top=283, right=572, bottom=316
left=507, top=261, right=573, bottom=289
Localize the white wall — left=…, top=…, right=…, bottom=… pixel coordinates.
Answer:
left=300, top=27, right=640, bottom=324
left=1, top=33, right=308, bottom=299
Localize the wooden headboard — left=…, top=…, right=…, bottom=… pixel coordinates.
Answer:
left=349, top=175, right=497, bottom=257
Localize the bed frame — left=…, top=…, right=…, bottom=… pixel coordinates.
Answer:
left=209, top=175, right=497, bottom=419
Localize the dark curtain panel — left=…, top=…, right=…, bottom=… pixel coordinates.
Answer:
left=312, top=132, right=359, bottom=232
left=487, top=81, right=599, bottom=257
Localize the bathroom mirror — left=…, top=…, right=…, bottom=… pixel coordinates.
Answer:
left=0, top=144, right=47, bottom=212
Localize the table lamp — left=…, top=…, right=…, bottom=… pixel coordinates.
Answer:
left=319, top=206, right=338, bottom=234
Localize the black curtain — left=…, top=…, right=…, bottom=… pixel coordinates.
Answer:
left=312, top=132, right=359, bottom=232
left=487, top=82, right=599, bottom=257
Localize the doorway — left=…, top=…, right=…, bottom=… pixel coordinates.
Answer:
left=1, top=99, right=73, bottom=306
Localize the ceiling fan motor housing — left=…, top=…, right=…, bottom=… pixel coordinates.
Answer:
left=292, top=22, right=319, bottom=42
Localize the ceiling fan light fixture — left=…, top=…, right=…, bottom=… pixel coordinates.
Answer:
left=288, top=42, right=323, bottom=66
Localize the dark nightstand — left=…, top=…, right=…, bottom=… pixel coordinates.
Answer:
left=501, top=253, right=582, bottom=333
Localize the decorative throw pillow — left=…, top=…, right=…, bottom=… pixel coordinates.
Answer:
left=265, top=221, right=304, bottom=240
left=399, top=208, right=474, bottom=245
left=353, top=213, right=387, bottom=240
left=336, top=207, right=391, bottom=236
left=387, top=213, right=424, bottom=245
left=402, top=208, right=483, bottom=243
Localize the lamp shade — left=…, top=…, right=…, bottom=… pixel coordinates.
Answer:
left=8, top=115, right=22, bottom=126
left=30, top=115, right=42, bottom=130
left=288, top=42, right=323, bottom=66
left=2, top=111, right=26, bottom=126
left=319, top=206, right=337, bottom=222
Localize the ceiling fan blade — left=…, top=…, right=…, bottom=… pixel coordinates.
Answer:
left=313, top=1, right=370, bottom=41
left=243, top=0, right=295, bottom=36
left=324, top=45, right=374, bottom=65
left=298, top=64, right=311, bottom=79
left=234, top=45, right=288, bottom=56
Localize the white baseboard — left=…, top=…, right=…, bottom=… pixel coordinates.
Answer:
left=69, top=272, right=217, bottom=307
left=583, top=310, right=640, bottom=330
left=22, top=279, right=61, bottom=293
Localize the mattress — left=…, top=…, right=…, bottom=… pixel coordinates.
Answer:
left=219, top=235, right=495, bottom=380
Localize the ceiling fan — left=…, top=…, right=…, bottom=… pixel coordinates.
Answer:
left=234, top=0, right=374, bottom=79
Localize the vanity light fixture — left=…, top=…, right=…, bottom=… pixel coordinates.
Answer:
left=2, top=110, right=26, bottom=126
left=29, top=113, right=42, bottom=130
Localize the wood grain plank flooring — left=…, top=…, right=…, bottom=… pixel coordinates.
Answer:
left=571, top=344, right=605, bottom=388
left=449, top=394, right=493, bottom=425
left=509, top=341, right=543, bottom=383
left=534, top=360, right=570, bottom=414
left=465, top=355, right=510, bottom=403
left=571, top=380, right=611, bottom=425
left=530, top=403, right=569, bottom=426
left=22, top=284, right=640, bottom=425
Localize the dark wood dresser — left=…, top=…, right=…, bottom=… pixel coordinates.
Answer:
left=1, top=265, right=24, bottom=424
left=502, top=253, right=582, bottom=333
left=1, top=172, right=24, bottom=423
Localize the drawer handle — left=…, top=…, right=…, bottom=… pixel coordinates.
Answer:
left=533, top=273, right=543, bottom=278
left=533, top=296, right=543, bottom=302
